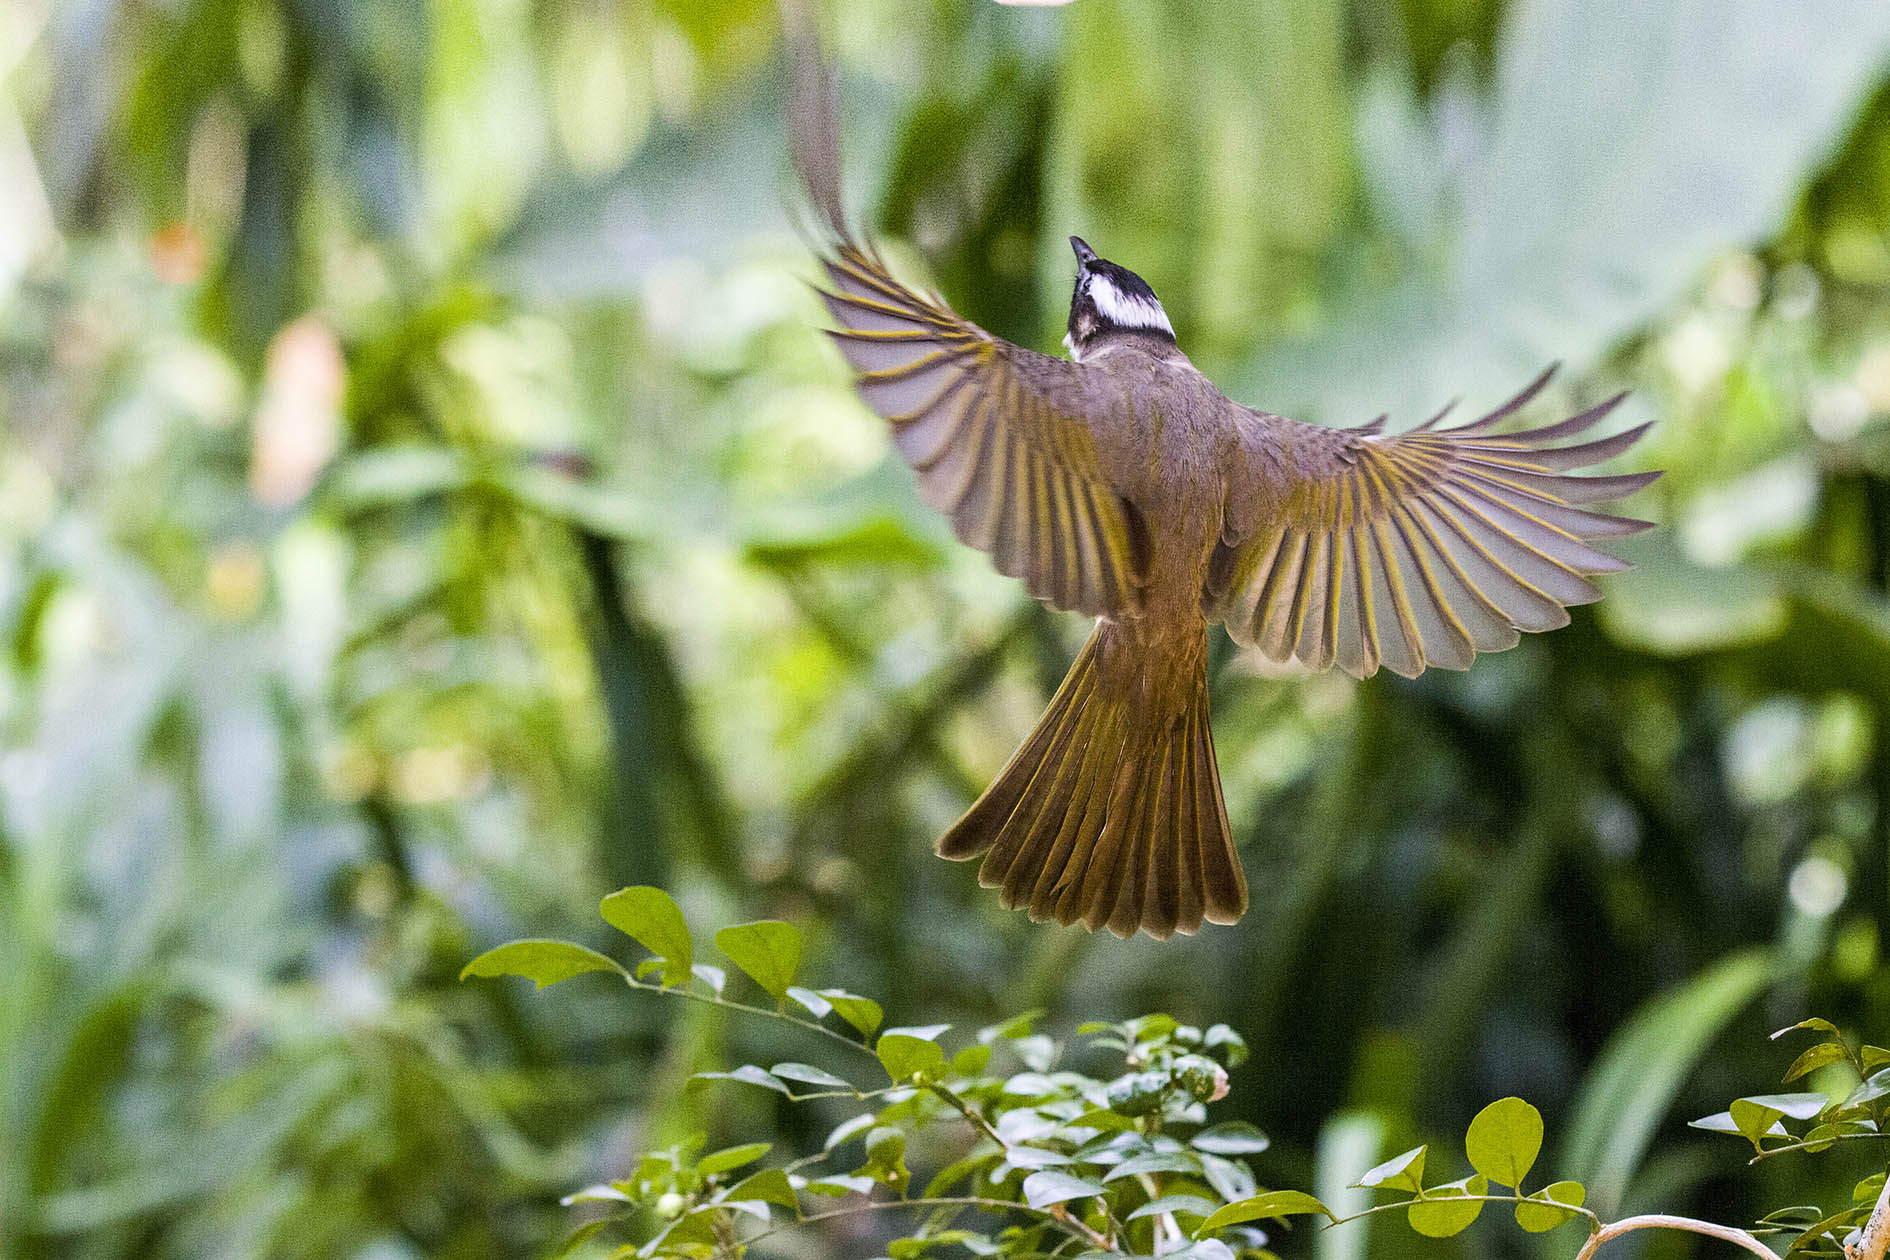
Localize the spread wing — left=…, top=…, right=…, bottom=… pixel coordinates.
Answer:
left=1208, top=367, right=1658, bottom=679
left=818, top=242, right=1151, bottom=617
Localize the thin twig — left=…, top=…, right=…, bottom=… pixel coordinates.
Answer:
left=741, top=1195, right=1110, bottom=1251
left=624, top=974, right=879, bottom=1060
left=1572, top=1215, right=1778, bottom=1260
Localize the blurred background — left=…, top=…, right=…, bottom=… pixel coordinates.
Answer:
left=4, top=0, right=1890, bottom=1257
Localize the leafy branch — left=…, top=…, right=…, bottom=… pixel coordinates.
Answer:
left=463, top=892, right=1888, bottom=1260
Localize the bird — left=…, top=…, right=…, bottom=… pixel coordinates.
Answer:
left=785, top=32, right=1658, bottom=942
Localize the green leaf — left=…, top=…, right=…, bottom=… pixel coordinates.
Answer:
left=1406, top=1175, right=1488, bottom=1238
left=714, top=921, right=802, bottom=1004
left=724, top=1168, right=797, bottom=1208
left=1021, top=1171, right=1105, bottom=1210
left=1465, top=1097, right=1542, bottom=1187
left=1862, top=1046, right=1890, bottom=1075
left=600, top=887, right=692, bottom=988
left=1742, top=1092, right=1828, bottom=1119
left=952, top=1043, right=993, bottom=1076
left=1515, top=1181, right=1586, bottom=1232
left=698, top=1142, right=771, bottom=1176
left=1773, top=1018, right=1842, bottom=1040
left=692, top=1065, right=790, bottom=1095
left=458, top=940, right=625, bottom=989
left=1192, top=1122, right=1271, bottom=1156
left=1687, top=1111, right=1743, bottom=1136
left=819, top=990, right=884, bottom=1038
left=771, top=1063, right=853, bottom=1091
left=979, top=1010, right=1045, bottom=1042
left=691, top=964, right=726, bottom=995
left=1784, top=1042, right=1850, bottom=1082
left=1197, top=1191, right=1336, bottom=1234
left=1354, top=1145, right=1426, bottom=1193
left=877, top=1034, right=946, bottom=1083
left=551, top=1220, right=610, bottom=1260
left=1730, top=1099, right=1785, bottom=1148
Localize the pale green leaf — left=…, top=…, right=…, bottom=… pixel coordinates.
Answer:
left=1407, top=1175, right=1488, bottom=1238
left=698, top=1142, right=770, bottom=1176
left=600, top=887, right=692, bottom=988
left=714, top=921, right=802, bottom=1004
left=458, top=940, right=625, bottom=989
left=1197, top=1191, right=1336, bottom=1234
left=1465, top=1097, right=1542, bottom=1187
left=1515, top=1181, right=1586, bottom=1232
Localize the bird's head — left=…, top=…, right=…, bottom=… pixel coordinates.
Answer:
left=1064, top=236, right=1175, bottom=362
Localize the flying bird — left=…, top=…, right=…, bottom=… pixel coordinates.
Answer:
left=787, top=34, right=1658, bottom=941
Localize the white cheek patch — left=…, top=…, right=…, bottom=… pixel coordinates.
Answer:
left=1087, top=274, right=1174, bottom=336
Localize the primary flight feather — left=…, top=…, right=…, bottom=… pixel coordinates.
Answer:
left=789, top=33, right=1658, bottom=940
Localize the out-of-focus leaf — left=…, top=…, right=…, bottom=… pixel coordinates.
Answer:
left=1192, top=1122, right=1271, bottom=1155
left=692, top=1066, right=790, bottom=1095
left=876, top=1033, right=945, bottom=1083
left=1559, top=949, right=1776, bottom=1215
left=698, top=1142, right=770, bottom=1176
left=770, top=1062, right=853, bottom=1091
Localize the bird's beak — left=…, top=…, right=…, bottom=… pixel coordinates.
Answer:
left=1069, top=236, right=1097, bottom=268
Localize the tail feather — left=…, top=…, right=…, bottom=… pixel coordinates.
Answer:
left=937, top=624, right=1247, bottom=940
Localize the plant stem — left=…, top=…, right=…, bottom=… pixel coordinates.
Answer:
left=1571, top=1215, right=1777, bottom=1260
left=1849, top=1172, right=1890, bottom=1260
left=623, top=975, right=879, bottom=1061
left=744, top=1195, right=1112, bottom=1251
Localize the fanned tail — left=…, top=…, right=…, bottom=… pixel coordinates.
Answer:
left=938, top=624, right=1247, bottom=939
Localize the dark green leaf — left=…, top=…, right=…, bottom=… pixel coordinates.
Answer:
left=458, top=940, right=625, bottom=989
left=1773, top=1018, right=1842, bottom=1040
left=714, top=921, right=802, bottom=1004
left=1785, top=1043, right=1850, bottom=1082
left=1465, top=1097, right=1542, bottom=1187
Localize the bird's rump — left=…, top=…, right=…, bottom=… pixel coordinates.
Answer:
left=1208, top=369, right=1659, bottom=679
left=819, top=243, right=1152, bottom=617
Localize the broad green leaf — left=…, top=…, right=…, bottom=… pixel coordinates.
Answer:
left=819, top=990, right=884, bottom=1038
left=1354, top=1145, right=1426, bottom=1193
left=458, top=940, right=625, bottom=989
left=1515, top=1181, right=1586, bottom=1232
left=1192, top=1122, right=1271, bottom=1156
left=698, top=1142, right=771, bottom=1176
left=692, top=1065, right=790, bottom=1095
left=1197, top=1191, right=1336, bottom=1234
left=1406, top=1175, right=1488, bottom=1238
left=724, top=1168, right=797, bottom=1208
left=877, top=1034, right=945, bottom=1082
left=1465, top=1097, right=1542, bottom=1187
left=599, top=887, right=692, bottom=987
left=786, top=987, right=832, bottom=1018
left=1130, top=1194, right=1222, bottom=1221
left=1784, top=1042, right=1849, bottom=1082
left=1021, top=1170, right=1105, bottom=1210
left=1862, top=1046, right=1890, bottom=1075
left=770, top=1063, right=853, bottom=1091
left=1558, top=949, right=1774, bottom=1216
left=714, top=921, right=802, bottom=1004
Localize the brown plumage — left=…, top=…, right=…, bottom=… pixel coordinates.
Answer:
left=788, top=28, right=1658, bottom=939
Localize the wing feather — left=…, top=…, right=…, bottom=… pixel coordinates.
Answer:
left=818, top=243, right=1149, bottom=616
left=1215, top=369, right=1656, bottom=677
